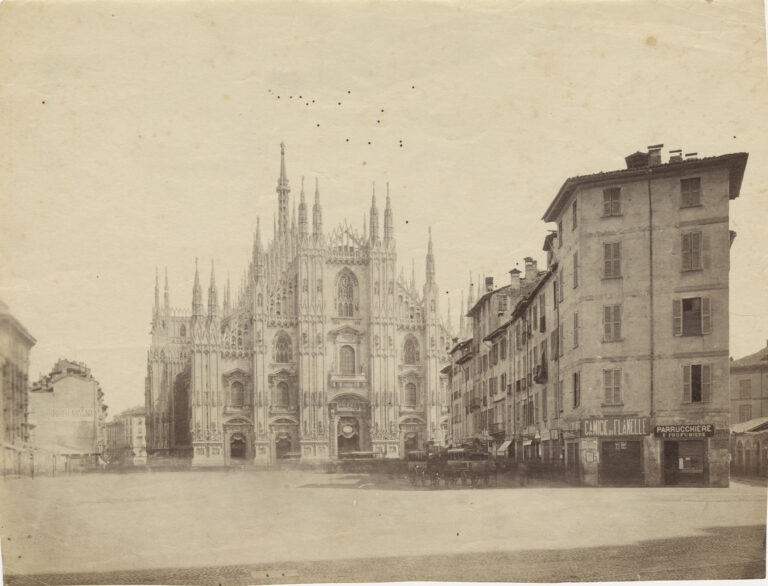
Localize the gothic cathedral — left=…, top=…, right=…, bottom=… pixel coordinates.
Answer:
left=146, top=144, right=451, bottom=466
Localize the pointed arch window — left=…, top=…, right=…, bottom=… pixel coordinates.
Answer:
left=340, top=345, right=355, bottom=375
left=404, top=383, right=417, bottom=407
left=230, top=381, right=244, bottom=407
left=337, top=271, right=357, bottom=317
left=404, top=338, right=420, bottom=364
left=180, top=324, right=186, bottom=337
left=274, top=333, right=292, bottom=363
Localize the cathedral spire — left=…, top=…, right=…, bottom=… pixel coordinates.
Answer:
left=208, top=259, right=218, bottom=318
left=411, top=258, right=416, bottom=289
left=254, top=217, right=265, bottom=279
left=447, top=295, right=453, bottom=335
left=276, top=142, right=290, bottom=237
left=164, top=267, right=170, bottom=310
left=154, top=268, right=160, bottom=315
left=291, top=195, right=297, bottom=235
left=298, top=177, right=308, bottom=236
left=467, top=271, right=474, bottom=310
left=223, top=272, right=231, bottom=314
left=313, top=177, right=323, bottom=237
left=383, top=182, right=393, bottom=245
left=369, top=182, right=379, bottom=244
left=426, top=227, right=435, bottom=284
left=459, top=291, right=466, bottom=337
left=192, top=258, right=203, bottom=318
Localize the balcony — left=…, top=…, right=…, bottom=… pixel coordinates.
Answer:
left=469, top=398, right=481, bottom=411
left=533, top=364, right=548, bottom=384
left=490, top=422, right=505, bottom=435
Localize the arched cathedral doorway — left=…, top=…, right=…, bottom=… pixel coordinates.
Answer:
left=230, top=433, right=247, bottom=460
left=338, top=418, right=360, bottom=454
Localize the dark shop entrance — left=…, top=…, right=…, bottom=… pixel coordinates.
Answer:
left=599, top=439, right=643, bottom=485
left=663, top=440, right=707, bottom=486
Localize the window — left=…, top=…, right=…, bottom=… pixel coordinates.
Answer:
left=573, top=252, right=579, bottom=288
left=683, top=364, right=711, bottom=403
left=740, top=379, right=752, bottom=399
left=500, top=337, right=507, bottom=360
left=573, top=371, right=581, bottom=408
left=603, top=305, right=622, bottom=341
left=180, top=324, right=186, bottom=337
left=740, top=404, right=753, bottom=423
left=573, top=312, right=579, bottom=348
left=559, top=269, right=565, bottom=302
left=337, top=272, right=356, bottom=317
left=553, top=280, right=559, bottom=309
left=558, top=324, right=565, bottom=358
left=551, top=328, right=559, bottom=361
left=603, top=187, right=621, bottom=216
left=404, top=383, right=417, bottom=406
left=497, top=295, right=508, bottom=313
left=340, top=345, right=355, bottom=375
left=404, top=338, right=419, bottom=364
left=558, top=380, right=564, bottom=413
left=603, top=369, right=622, bottom=405
left=230, top=381, right=244, bottom=407
left=572, top=200, right=578, bottom=230
left=542, top=387, right=548, bottom=421
left=681, top=177, right=701, bottom=207
left=539, top=293, right=546, bottom=331
left=275, top=333, right=292, bottom=363
left=558, top=221, right=563, bottom=247
left=603, top=242, right=621, bottom=278
left=673, top=297, right=711, bottom=336
left=274, top=382, right=290, bottom=407
left=682, top=232, right=702, bottom=271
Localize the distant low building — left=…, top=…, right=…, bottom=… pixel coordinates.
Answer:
left=0, top=300, right=36, bottom=476
left=106, top=406, right=147, bottom=466
left=29, top=359, right=108, bottom=470
left=730, top=341, right=768, bottom=424
left=730, top=417, right=768, bottom=477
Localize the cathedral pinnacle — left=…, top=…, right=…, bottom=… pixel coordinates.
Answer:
left=383, top=182, right=393, bottom=244
left=276, top=142, right=290, bottom=237
left=426, top=227, right=435, bottom=284
left=298, top=177, right=308, bottom=235
left=313, top=177, right=323, bottom=237
left=369, top=182, right=379, bottom=244
left=154, top=267, right=160, bottom=314
left=192, top=257, right=203, bottom=318
left=208, top=259, right=218, bottom=318
left=164, top=267, right=170, bottom=309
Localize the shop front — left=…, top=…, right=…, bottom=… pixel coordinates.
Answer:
left=654, top=424, right=714, bottom=486
left=581, top=416, right=650, bottom=486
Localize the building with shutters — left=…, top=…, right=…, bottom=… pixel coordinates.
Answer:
left=729, top=341, right=768, bottom=425
left=444, top=145, right=747, bottom=487
left=146, top=144, right=451, bottom=467
left=106, top=406, right=147, bottom=467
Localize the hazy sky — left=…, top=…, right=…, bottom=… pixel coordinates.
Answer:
left=1, top=0, right=766, bottom=417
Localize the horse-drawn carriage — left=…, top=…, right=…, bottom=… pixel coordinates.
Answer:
left=406, top=445, right=496, bottom=488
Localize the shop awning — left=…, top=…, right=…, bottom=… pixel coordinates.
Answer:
left=522, top=440, right=533, bottom=447
left=496, top=440, right=512, bottom=455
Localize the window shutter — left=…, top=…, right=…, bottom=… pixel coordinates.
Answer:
left=613, top=243, right=621, bottom=276
left=672, top=299, right=682, bottom=336
left=614, top=192, right=621, bottom=215
left=682, top=233, right=691, bottom=270
left=603, top=244, right=612, bottom=277
left=613, top=305, right=622, bottom=340
left=691, top=232, right=701, bottom=270
left=603, top=192, right=611, bottom=216
left=613, top=370, right=621, bottom=405
left=683, top=365, right=691, bottom=402
left=702, top=365, right=712, bottom=402
left=559, top=270, right=565, bottom=302
left=603, top=306, right=612, bottom=340
left=603, top=370, right=611, bottom=403
left=701, top=297, right=711, bottom=334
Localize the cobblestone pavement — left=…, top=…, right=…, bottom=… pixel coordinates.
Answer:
left=1, top=470, right=766, bottom=583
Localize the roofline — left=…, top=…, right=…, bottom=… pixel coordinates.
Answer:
left=0, top=313, right=36, bottom=346
left=542, top=152, right=749, bottom=223
left=467, top=284, right=511, bottom=317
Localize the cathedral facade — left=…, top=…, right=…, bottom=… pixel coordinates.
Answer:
left=146, top=145, right=451, bottom=466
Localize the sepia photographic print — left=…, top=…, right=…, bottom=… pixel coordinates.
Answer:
left=1, top=0, right=768, bottom=584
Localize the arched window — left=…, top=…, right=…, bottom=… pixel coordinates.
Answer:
left=337, top=271, right=357, bottom=317
left=180, top=324, right=186, bottom=337
left=230, top=381, right=244, bottom=407
left=274, top=333, right=292, bottom=363
left=340, top=345, right=355, bottom=375
left=274, top=382, right=290, bottom=407
left=404, top=383, right=417, bottom=406
left=404, top=338, right=419, bottom=364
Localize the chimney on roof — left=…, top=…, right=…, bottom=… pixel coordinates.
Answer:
left=509, top=268, right=521, bottom=291
left=648, top=144, right=664, bottom=167
left=669, top=149, right=683, bottom=163
left=685, top=152, right=698, bottom=161
left=485, top=276, right=494, bottom=293
left=524, top=257, right=537, bottom=282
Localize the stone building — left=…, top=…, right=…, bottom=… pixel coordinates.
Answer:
left=0, top=300, right=36, bottom=475
left=106, top=406, right=147, bottom=467
left=730, top=341, right=768, bottom=424
left=146, top=144, right=451, bottom=467
left=446, top=145, right=748, bottom=487
left=28, top=359, right=108, bottom=470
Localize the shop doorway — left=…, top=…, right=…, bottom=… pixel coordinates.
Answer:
left=600, top=440, right=643, bottom=485
left=664, top=440, right=706, bottom=485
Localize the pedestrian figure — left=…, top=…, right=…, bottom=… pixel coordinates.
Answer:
left=518, top=460, right=528, bottom=487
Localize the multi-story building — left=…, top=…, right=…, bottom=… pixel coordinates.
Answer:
left=537, top=145, right=747, bottom=487
left=146, top=144, right=451, bottom=467
left=730, top=341, right=768, bottom=424
left=106, top=406, right=147, bottom=466
left=28, top=359, right=108, bottom=469
left=0, top=300, right=36, bottom=475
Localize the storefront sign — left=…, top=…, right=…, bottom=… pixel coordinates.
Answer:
left=654, top=424, right=715, bottom=438
left=581, top=417, right=649, bottom=437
